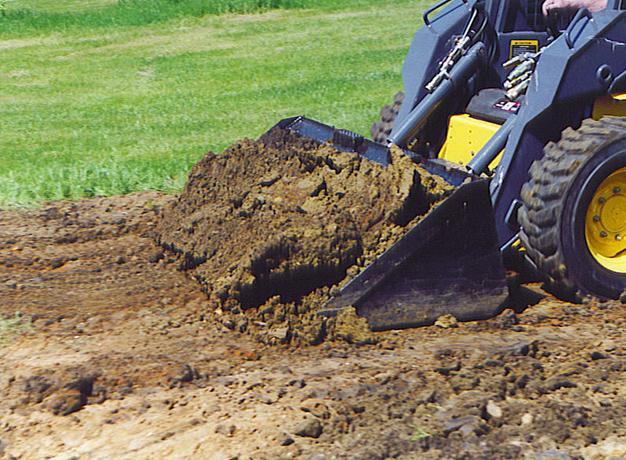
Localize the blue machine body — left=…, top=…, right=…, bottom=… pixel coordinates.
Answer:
left=270, top=1, right=626, bottom=329
left=393, top=0, right=626, bottom=249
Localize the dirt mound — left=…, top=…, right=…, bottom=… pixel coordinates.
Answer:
left=157, top=128, right=452, bottom=343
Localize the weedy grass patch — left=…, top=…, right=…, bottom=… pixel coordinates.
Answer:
left=0, top=312, right=31, bottom=346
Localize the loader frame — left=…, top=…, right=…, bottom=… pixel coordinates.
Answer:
left=269, top=1, right=626, bottom=329
left=392, top=0, right=626, bottom=249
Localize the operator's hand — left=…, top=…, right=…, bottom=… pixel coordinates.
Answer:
left=542, top=0, right=607, bottom=15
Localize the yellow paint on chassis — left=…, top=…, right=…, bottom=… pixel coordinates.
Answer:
left=438, top=114, right=502, bottom=170
left=593, top=93, right=626, bottom=119
left=585, top=167, right=626, bottom=273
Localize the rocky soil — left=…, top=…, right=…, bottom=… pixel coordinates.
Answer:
left=0, top=134, right=624, bottom=459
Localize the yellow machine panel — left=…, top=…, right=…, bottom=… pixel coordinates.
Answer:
left=439, top=114, right=502, bottom=170
left=593, top=93, right=626, bottom=119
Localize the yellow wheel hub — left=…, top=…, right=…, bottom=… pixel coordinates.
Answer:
left=585, top=167, right=626, bottom=273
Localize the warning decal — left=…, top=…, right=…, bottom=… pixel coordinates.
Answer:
left=510, top=39, right=539, bottom=59
left=493, top=98, right=521, bottom=114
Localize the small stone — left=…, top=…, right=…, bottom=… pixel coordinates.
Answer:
left=215, top=424, right=236, bottom=437
left=592, top=384, right=610, bottom=394
left=148, top=251, right=165, bottom=264
left=434, top=314, right=458, bottom=328
left=5, top=280, right=17, bottom=289
left=294, top=417, right=323, bottom=438
left=620, top=290, right=626, bottom=304
left=507, top=341, right=531, bottom=356
left=516, top=374, right=530, bottom=389
left=495, top=309, right=518, bottom=329
left=521, top=413, right=533, bottom=425
left=374, top=371, right=395, bottom=385
left=545, top=377, right=577, bottom=392
left=268, top=327, right=289, bottom=342
left=443, top=415, right=480, bottom=435
left=50, top=257, right=65, bottom=269
left=278, top=432, right=294, bottom=446
left=418, top=389, right=438, bottom=404
left=289, top=378, right=306, bottom=389
left=435, top=361, right=461, bottom=376
left=114, top=256, right=126, bottom=265
left=256, top=392, right=278, bottom=405
left=259, top=174, right=280, bottom=187
left=46, top=391, right=85, bottom=416
left=350, top=404, right=365, bottom=414
left=178, top=364, right=199, bottom=383
left=300, top=400, right=330, bottom=420
left=590, top=351, right=608, bottom=360
left=601, top=340, right=617, bottom=352
left=486, top=400, right=502, bottom=418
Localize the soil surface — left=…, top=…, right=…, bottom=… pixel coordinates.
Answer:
left=1, top=143, right=625, bottom=458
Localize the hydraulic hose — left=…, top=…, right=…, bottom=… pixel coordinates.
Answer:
left=388, top=42, right=486, bottom=148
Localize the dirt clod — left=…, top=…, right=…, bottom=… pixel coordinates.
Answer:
left=157, top=129, right=451, bottom=343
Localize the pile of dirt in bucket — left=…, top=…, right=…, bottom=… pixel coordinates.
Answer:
left=156, top=128, right=453, bottom=344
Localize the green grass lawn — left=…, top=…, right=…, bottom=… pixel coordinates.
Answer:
left=0, top=0, right=430, bottom=207
left=4, top=0, right=116, bottom=13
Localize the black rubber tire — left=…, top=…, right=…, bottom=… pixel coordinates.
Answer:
left=519, top=117, right=626, bottom=300
left=371, top=92, right=404, bottom=144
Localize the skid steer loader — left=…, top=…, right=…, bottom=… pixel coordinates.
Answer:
left=269, top=0, right=626, bottom=330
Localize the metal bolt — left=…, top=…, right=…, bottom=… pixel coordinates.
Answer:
left=613, top=186, right=621, bottom=194
left=600, top=231, right=608, bottom=238
left=598, top=197, right=606, bottom=205
left=616, top=234, right=623, bottom=241
left=593, top=215, right=601, bottom=222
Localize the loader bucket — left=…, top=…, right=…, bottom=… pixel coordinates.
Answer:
left=275, top=116, right=509, bottom=330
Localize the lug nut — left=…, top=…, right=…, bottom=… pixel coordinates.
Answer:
left=593, top=215, right=600, bottom=222
left=600, top=231, right=608, bottom=238
left=613, top=186, right=621, bottom=194
left=598, top=197, right=606, bottom=204
left=616, top=234, right=623, bottom=241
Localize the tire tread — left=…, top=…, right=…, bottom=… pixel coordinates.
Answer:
left=519, top=117, right=626, bottom=297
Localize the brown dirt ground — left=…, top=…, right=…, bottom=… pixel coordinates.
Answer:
left=0, top=146, right=625, bottom=458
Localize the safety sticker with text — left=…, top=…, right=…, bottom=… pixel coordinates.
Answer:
left=510, top=39, right=539, bottom=58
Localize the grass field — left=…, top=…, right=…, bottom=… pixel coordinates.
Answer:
left=0, top=0, right=430, bottom=206
left=4, top=0, right=116, bottom=13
